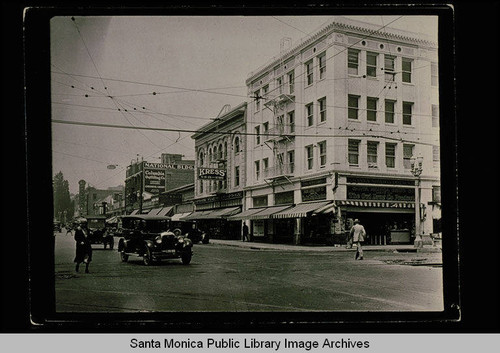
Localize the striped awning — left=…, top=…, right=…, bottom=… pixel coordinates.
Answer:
left=171, top=212, right=192, bottom=221
left=195, top=206, right=241, bottom=220
left=157, top=206, right=174, bottom=217
left=272, top=201, right=331, bottom=219
left=181, top=210, right=213, bottom=221
left=227, top=207, right=268, bottom=221
left=147, top=207, right=163, bottom=216
left=312, top=202, right=335, bottom=215
left=335, top=200, right=415, bottom=208
left=249, top=205, right=293, bottom=220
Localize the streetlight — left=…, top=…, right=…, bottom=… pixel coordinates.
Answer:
left=410, top=154, right=424, bottom=248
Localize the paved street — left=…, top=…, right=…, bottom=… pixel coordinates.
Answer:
left=54, top=232, right=443, bottom=312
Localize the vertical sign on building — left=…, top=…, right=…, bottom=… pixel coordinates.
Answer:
left=143, top=163, right=167, bottom=194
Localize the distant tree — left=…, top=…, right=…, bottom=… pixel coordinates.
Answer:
left=53, top=171, right=72, bottom=223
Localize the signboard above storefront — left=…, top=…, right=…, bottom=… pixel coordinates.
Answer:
left=197, top=167, right=227, bottom=180
left=347, top=185, right=414, bottom=201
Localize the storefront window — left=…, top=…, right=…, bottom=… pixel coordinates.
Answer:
left=275, top=191, right=294, bottom=205
left=253, top=195, right=268, bottom=207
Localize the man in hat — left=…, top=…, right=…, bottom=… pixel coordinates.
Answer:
left=74, top=219, right=92, bottom=273
left=349, top=219, right=367, bottom=260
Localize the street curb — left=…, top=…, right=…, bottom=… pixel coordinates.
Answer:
left=208, top=240, right=441, bottom=253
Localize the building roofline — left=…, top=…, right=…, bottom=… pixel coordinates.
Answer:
left=246, top=16, right=437, bottom=85
left=191, top=102, right=247, bottom=139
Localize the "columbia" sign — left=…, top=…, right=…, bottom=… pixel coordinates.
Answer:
left=198, top=168, right=226, bottom=180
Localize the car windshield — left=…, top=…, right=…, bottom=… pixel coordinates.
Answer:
left=88, top=219, right=105, bottom=229
left=145, top=220, right=169, bottom=232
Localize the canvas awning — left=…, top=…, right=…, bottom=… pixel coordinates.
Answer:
left=157, top=206, right=174, bottom=217
left=272, top=201, right=332, bottom=219
left=181, top=210, right=213, bottom=221
left=312, top=202, right=335, bottom=215
left=171, top=212, right=192, bottom=221
left=227, top=207, right=268, bottom=221
left=147, top=207, right=163, bottom=216
left=335, top=200, right=415, bottom=208
left=195, top=206, right=241, bottom=220
left=249, top=205, right=293, bottom=220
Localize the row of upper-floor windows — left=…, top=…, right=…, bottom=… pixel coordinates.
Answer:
left=252, top=50, right=438, bottom=111
left=348, top=95, right=415, bottom=125
left=348, top=139, right=440, bottom=169
left=197, top=137, right=242, bottom=166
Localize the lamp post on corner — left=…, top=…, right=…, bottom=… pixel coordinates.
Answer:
left=410, top=154, right=424, bottom=249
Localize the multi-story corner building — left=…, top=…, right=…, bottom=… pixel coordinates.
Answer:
left=185, top=102, right=247, bottom=240
left=242, top=17, right=440, bottom=245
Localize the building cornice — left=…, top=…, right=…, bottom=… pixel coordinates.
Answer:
left=246, top=17, right=437, bottom=85
left=191, top=102, right=247, bottom=140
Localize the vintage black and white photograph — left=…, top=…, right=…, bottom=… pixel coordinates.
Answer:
left=48, top=13, right=447, bottom=315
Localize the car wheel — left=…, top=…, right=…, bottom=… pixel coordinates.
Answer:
left=120, top=251, right=129, bottom=262
left=173, top=228, right=182, bottom=236
left=181, top=252, right=192, bottom=265
left=143, top=247, right=153, bottom=266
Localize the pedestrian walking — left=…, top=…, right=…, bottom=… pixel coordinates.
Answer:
left=242, top=223, right=250, bottom=242
left=74, top=220, right=92, bottom=273
left=349, top=219, right=366, bottom=260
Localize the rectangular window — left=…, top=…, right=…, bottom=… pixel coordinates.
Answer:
left=262, top=84, right=269, bottom=97
left=367, top=97, right=378, bottom=122
left=254, top=89, right=260, bottom=111
left=287, top=111, right=295, bottom=133
left=318, top=141, right=327, bottom=167
left=306, top=60, right=313, bottom=85
left=384, top=55, right=395, bottom=81
left=432, top=185, right=441, bottom=203
left=255, top=126, right=260, bottom=145
left=288, top=70, right=295, bottom=94
left=348, top=95, right=359, bottom=120
left=288, top=150, right=295, bottom=173
left=403, top=101, right=413, bottom=125
left=277, top=76, right=283, bottom=94
left=403, top=144, right=414, bottom=169
left=234, top=166, right=240, bottom=187
left=385, top=100, right=395, bottom=123
left=199, top=180, right=204, bottom=194
left=431, top=62, right=438, bottom=86
left=367, top=141, right=378, bottom=167
left=318, top=52, right=326, bottom=79
left=306, top=103, right=314, bottom=126
left=263, top=158, right=269, bottom=173
left=348, top=49, right=359, bottom=75
left=306, top=145, right=314, bottom=170
left=433, top=145, right=440, bottom=162
left=255, top=160, right=260, bottom=180
left=432, top=104, right=439, bottom=128
left=402, top=58, right=412, bottom=83
left=263, top=122, right=269, bottom=139
left=318, top=97, right=327, bottom=122
left=385, top=143, right=396, bottom=168
left=253, top=195, right=268, bottom=207
left=366, top=52, right=377, bottom=77
left=348, top=140, right=360, bottom=166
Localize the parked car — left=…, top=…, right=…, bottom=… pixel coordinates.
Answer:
left=117, top=215, right=193, bottom=266
left=86, top=215, right=114, bottom=249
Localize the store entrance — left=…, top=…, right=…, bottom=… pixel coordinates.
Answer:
left=272, top=219, right=295, bottom=244
left=346, top=211, right=414, bottom=245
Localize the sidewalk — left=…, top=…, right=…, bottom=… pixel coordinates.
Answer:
left=209, top=239, right=441, bottom=253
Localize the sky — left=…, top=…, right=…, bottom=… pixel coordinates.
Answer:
left=50, top=15, right=438, bottom=194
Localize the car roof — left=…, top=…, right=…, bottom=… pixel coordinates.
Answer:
left=121, top=215, right=172, bottom=221
left=84, top=215, right=107, bottom=220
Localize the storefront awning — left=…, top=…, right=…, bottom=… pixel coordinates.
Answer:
left=129, top=209, right=139, bottom=215
left=227, top=207, right=268, bottom=221
left=335, top=200, right=415, bottom=208
left=181, top=210, right=214, bottom=221
left=312, top=202, right=335, bottom=215
left=272, top=201, right=332, bottom=219
left=194, top=206, right=241, bottom=220
left=157, top=206, right=174, bottom=217
left=249, top=205, right=293, bottom=220
left=147, top=207, right=163, bottom=216
left=171, top=212, right=192, bottom=222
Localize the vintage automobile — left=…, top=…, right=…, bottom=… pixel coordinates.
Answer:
left=86, top=215, right=114, bottom=249
left=117, top=215, right=193, bottom=266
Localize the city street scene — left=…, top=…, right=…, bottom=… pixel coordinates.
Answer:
left=51, top=15, right=443, bottom=313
